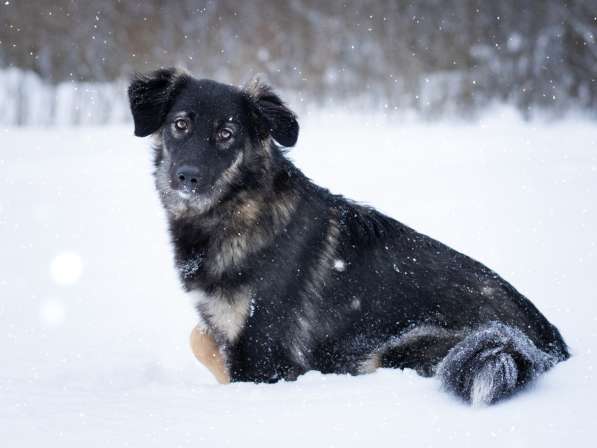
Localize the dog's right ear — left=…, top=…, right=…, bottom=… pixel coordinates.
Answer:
left=128, top=68, right=187, bottom=137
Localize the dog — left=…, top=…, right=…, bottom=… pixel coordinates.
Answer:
left=128, top=68, right=569, bottom=405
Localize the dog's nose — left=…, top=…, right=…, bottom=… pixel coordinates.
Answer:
left=175, top=165, right=200, bottom=190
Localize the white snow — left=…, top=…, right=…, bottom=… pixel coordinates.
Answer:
left=333, top=258, right=346, bottom=271
left=39, top=298, right=66, bottom=327
left=50, top=251, right=84, bottom=286
left=1, top=110, right=596, bottom=447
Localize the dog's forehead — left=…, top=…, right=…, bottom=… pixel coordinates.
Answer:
left=172, top=78, right=245, bottom=118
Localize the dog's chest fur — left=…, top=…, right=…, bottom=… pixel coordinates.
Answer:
left=191, top=288, right=253, bottom=343
left=171, top=175, right=304, bottom=343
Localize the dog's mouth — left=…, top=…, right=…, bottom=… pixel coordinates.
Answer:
left=177, top=190, right=193, bottom=200
left=175, top=185, right=212, bottom=201
left=172, top=186, right=215, bottom=207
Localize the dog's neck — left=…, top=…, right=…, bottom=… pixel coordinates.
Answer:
left=167, top=156, right=301, bottom=291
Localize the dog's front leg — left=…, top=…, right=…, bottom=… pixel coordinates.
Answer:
left=190, top=325, right=230, bottom=384
left=226, top=338, right=304, bottom=383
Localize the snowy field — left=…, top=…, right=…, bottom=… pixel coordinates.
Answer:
left=1, top=110, right=596, bottom=447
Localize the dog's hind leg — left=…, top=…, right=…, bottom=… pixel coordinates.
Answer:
left=436, top=321, right=557, bottom=406
left=360, top=326, right=463, bottom=377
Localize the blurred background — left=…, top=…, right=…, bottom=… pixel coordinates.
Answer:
left=1, top=0, right=596, bottom=125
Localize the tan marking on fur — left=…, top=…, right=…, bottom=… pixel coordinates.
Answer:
left=306, top=217, right=341, bottom=295
left=236, top=198, right=261, bottom=224
left=396, top=325, right=458, bottom=342
left=186, top=150, right=245, bottom=216
left=155, top=144, right=245, bottom=219
left=358, top=325, right=466, bottom=375
left=290, top=215, right=341, bottom=368
left=213, top=150, right=244, bottom=193
left=151, top=132, right=163, bottom=147
left=190, top=325, right=230, bottom=384
left=209, top=190, right=298, bottom=276
left=270, top=191, right=297, bottom=226
left=193, top=288, right=252, bottom=343
left=359, top=352, right=382, bottom=374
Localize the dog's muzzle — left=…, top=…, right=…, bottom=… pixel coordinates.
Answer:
left=173, top=165, right=201, bottom=193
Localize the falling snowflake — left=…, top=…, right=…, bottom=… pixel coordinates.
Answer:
left=333, top=259, right=346, bottom=272
left=50, top=251, right=83, bottom=286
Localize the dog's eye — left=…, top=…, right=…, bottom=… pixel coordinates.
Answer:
left=217, top=128, right=233, bottom=141
left=174, top=118, right=189, bottom=132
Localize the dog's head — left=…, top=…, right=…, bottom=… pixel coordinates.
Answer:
left=128, top=68, right=299, bottom=216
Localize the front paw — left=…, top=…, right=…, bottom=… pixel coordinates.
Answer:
left=190, top=325, right=230, bottom=384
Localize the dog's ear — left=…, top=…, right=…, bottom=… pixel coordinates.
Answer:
left=244, top=79, right=299, bottom=147
left=128, top=68, right=188, bottom=137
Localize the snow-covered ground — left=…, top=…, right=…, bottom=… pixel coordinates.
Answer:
left=1, top=110, right=596, bottom=447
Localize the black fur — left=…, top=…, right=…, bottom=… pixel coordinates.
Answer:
left=436, top=322, right=556, bottom=405
left=128, top=69, right=189, bottom=137
left=129, top=68, right=569, bottom=405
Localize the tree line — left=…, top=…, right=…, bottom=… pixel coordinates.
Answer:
left=1, top=0, right=595, bottom=121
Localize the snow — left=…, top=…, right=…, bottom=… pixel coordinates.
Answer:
left=0, top=68, right=130, bottom=127
left=333, top=259, right=346, bottom=271
left=49, top=251, right=84, bottom=286
left=1, top=111, right=596, bottom=446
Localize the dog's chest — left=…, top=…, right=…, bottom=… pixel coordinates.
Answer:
left=190, top=289, right=253, bottom=343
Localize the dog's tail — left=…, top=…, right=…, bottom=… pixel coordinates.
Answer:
left=436, top=321, right=564, bottom=406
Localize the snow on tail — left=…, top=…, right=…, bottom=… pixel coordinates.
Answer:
left=436, top=321, right=558, bottom=406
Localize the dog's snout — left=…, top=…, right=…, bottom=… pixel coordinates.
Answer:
left=175, top=165, right=200, bottom=190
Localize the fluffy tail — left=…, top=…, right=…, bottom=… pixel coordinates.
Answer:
left=436, top=321, right=561, bottom=406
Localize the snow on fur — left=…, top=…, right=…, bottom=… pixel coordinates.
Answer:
left=436, top=322, right=557, bottom=406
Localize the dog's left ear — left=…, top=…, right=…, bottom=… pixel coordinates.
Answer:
left=244, top=79, right=299, bottom=147
left=128, top=68, right=188, bottom=137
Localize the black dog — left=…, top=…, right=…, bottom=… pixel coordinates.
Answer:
left=128, top=68, right=568, bottom=405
